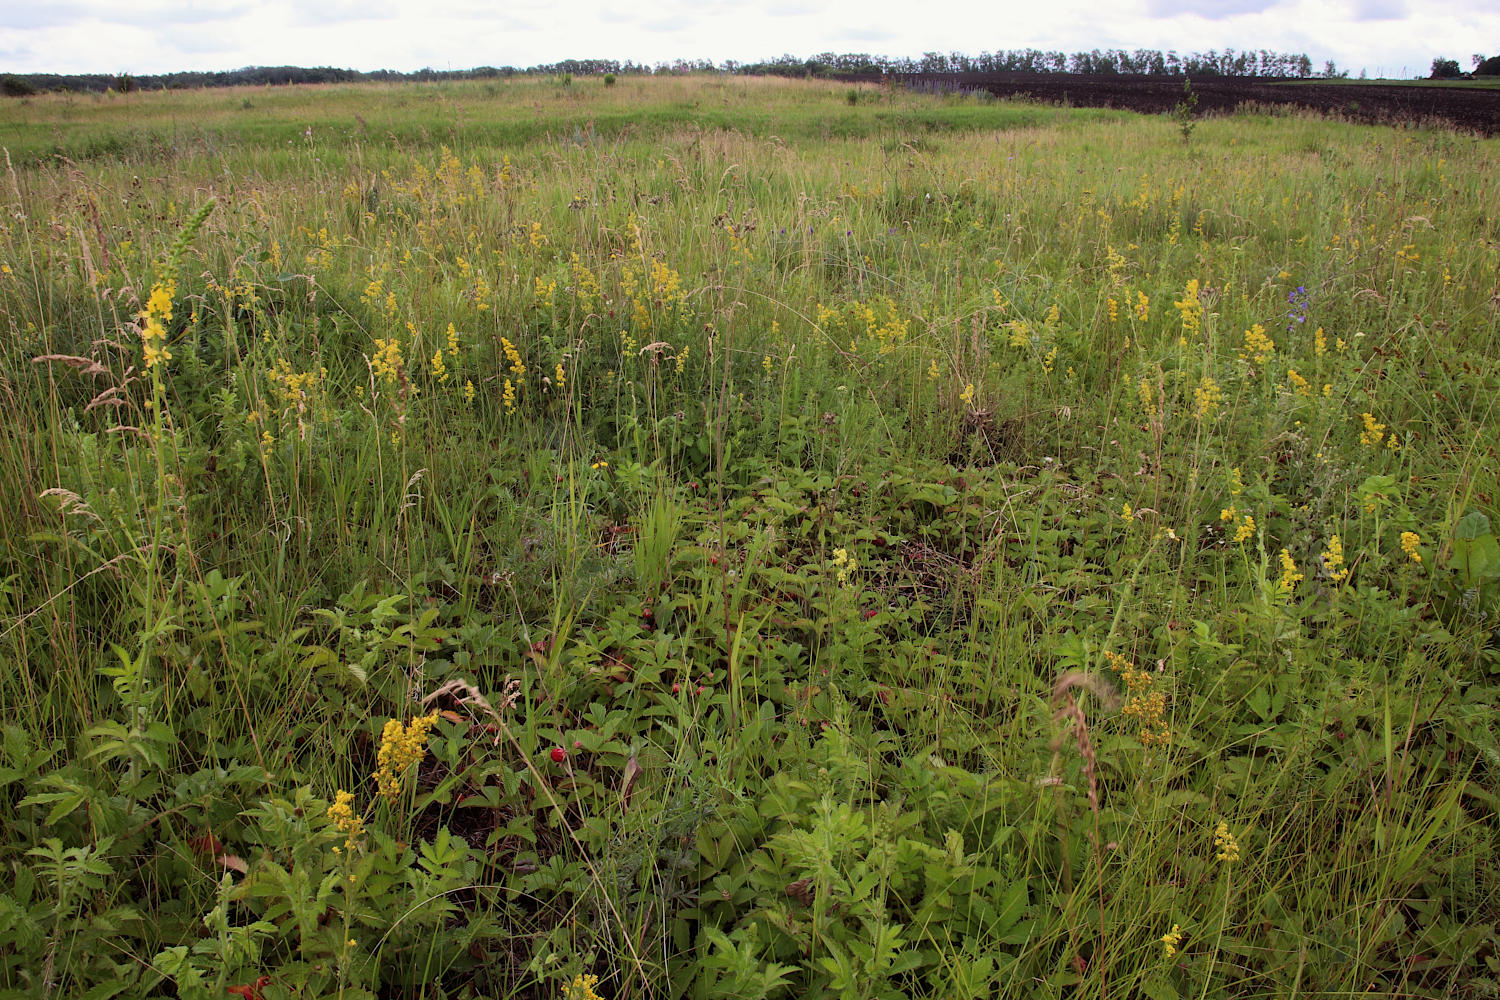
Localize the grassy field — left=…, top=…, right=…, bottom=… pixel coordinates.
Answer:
left=1, top=74, right=1497, bottom=1000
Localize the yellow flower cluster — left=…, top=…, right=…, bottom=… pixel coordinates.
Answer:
left=375, top=713, right=440, bottom=802
left=1286, top=369, right=1311, bottom=396
left=831, top=547, right=858, bottom=586
left=1277, top=549, right=1303, bottom=594
left=371, top=338, right=404, bottom=386
left=1109, top=650, right=1170, bottom=749
left=1133, top=291, right=1150, bottom=322
left=562, top=974, right=605, bottom=1000
left=327, top=789, right=366, bottom=849
left=1173, top=279, right=1203, bottom=338
left=1161, top=924, right=1184, bottom=959
left=1400, top=531, right=1421, bottom=563
left=1233, top=513, right=1256, bottom=545
left=267, top=358, right=323, bottom=414
left=1193, top=376, right=1223, bottom=420
left=1322, top=534, right=1351, bottom=584
left=1359, top=412, right=1385, bottom=447
left=1213, top=820, right=1241, bottom=864
left=139, top=281, right=176, bottom=370
left=1240, top=323, right=1275, bottom=365
left=1136, top=376, right=1157, bottom=417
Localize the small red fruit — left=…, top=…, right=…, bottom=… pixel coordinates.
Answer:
left=549, top=747, right=567, bottom=764
left=671, top=683, right=681, bottom=694
left=573, top=740, right=583, bottom=749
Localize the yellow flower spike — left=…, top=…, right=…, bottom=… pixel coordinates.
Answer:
left=1278, top=549, right=1304, bottom=593
left=1322, top=534, right=1351, bottom=584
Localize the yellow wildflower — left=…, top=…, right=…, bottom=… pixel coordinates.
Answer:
left=1277, top=549, right=1303, bottom=593
left=375, top=713, right=440, bottom=802
left=1240, top=324, right=1275, bottom=365
left=371, top=338, right=404, bottom=386
left=1161, top=924, right=1183, bottom=959
left=1400, top=531, right=1421, bottom=563
left=1173, top=279, right=1202, bottom=337
left=1193, top=376, right=1223, bottom=420
left=832, top=547, right=857, bottom=586
left=138, top=280, right=176, bottom=370
left=1121, top=504, right=1135, bottom=522
left=1322, top=534, right=1351, bottom=584
left=562, top=974, right=605, bottom=1000
left=1213, top=821, right=1241, bottom=864
left=1112, top=650, right=1170, bottom=749
left=327, top=789, right=366, bottom=849
left=1233, top=514, right=1256, bottom=544
left=1359, top=412, right=1385, bottom=447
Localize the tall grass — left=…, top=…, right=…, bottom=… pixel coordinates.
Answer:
left=0, top=75, right=1496, bottom=999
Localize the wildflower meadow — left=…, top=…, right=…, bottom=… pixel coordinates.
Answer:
left=0, top=74, right=1497, bottom=999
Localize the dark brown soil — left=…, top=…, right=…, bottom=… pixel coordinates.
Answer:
left=892, top=74, right=1500, bottom=136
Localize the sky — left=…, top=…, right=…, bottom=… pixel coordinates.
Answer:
left=1, top=0, right=1495, bottom=80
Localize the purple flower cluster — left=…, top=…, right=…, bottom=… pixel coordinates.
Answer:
left=1286, top=285, right=1310, bottom=331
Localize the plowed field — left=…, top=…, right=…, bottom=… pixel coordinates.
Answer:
left=894, top=73, right=1500, bottom=135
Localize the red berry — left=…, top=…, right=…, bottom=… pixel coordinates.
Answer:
left=573, top=740, right=583, bottom=749
left=549, top=747, right=567, bottom=763
left=671, top=683, right=681, bottom=694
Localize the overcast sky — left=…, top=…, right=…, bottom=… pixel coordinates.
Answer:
left=2, top=0, right=1495, bottom=79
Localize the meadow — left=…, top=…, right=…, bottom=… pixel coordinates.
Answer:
left=0, top=74, right=1497, bottom=999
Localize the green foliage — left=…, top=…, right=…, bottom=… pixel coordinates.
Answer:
left=1171, top=76, right=1199, bottom=146
left=1429, top=57, right=1463, bottom=79
left=1, top=74, right=1496, bottom=1000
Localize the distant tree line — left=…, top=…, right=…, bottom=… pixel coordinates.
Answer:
left=733, top=48, right=1321, bottom=78
left=2, top=46, right=1444, bottom=98
left=1431, top=54, right=1500, bottom=78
